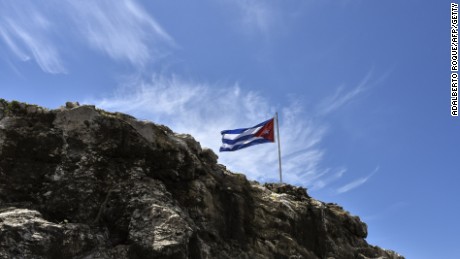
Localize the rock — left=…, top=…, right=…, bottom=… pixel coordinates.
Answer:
left=0, top=100, right=404, bottom=259
left=0, top=208, right=104, bottom=258
left=65, top=102, right=80, bottom=109
left=25, top=105, right=37, bottom=114
left=201, top=148, right=218, bottom=164
left=264, top=183, right=310, bottom=200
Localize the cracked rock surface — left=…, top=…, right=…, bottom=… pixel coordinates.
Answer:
left=0, top=100, right=403, bottom=259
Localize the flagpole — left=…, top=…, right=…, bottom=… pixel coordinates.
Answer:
left=275, top=112, right=283, bottom=184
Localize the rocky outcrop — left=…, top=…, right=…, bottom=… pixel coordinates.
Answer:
left=0, top=100, right=403, bottom=259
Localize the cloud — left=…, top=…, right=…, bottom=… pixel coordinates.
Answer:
left=318, top=71, right=373, bottom=115
left=363, top=201, right=407, bottom=222
left=0, top=0, right=173, bottom=73
left=0, top=27, right=30, bottom=62
left=0, top=2, right=66, bottom=74
left=336, top=166, right=379, bottom=194
left=236, top=0, right=274, bottom=34
left=317, top=69, right=393, bottom=116
left=89, top=74, right=343, bottom=189
left=311, top=167, right=347, bottom=190
left=66, top=0, right=175, bottom=67
left=222, top=0, right=277, bottom=36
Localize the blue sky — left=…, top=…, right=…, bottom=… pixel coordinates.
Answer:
left=0, top=0, right=457, bottom=258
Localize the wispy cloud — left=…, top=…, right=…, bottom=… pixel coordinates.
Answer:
left=236, top=0, right=274, bottom=34
left=362, top=201, right=407, bottom=222
left=0, top=2, right=66, bottom=73
left=318, top=71, right=373, bottom=115
left=0, top=0, right=173, bottom=73
left=317, top=69, right=392, bottom=116
left=66, top=0, right=174, bottom=67
left=0, top=27, right=30, bottom=62
left=336, top=166, right=379, bottom=194
left=222, top=0, right=278, bottom=36
left=89, top=74, right=343, bottom=188
left=311, top=167, right=347, bottom=190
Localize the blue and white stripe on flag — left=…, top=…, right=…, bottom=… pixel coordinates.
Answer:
left=219, top=118, right=275, bottom=152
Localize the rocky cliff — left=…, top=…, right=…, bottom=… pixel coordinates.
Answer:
left=0, top=100, right=403, bottom=259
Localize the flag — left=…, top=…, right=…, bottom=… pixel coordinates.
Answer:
left=219, top=118, right=275, bottom=152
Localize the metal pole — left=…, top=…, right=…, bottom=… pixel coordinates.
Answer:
left=275, top=112, right=283, bottom=184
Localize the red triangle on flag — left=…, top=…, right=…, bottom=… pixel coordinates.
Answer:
left=254, top=118, right=275, bottom=142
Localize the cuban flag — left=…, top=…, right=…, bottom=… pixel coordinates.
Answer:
left=220, top=118, right=275, bottom=152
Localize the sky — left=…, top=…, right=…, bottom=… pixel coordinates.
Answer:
left=0, top=0, right=457, bottom=258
